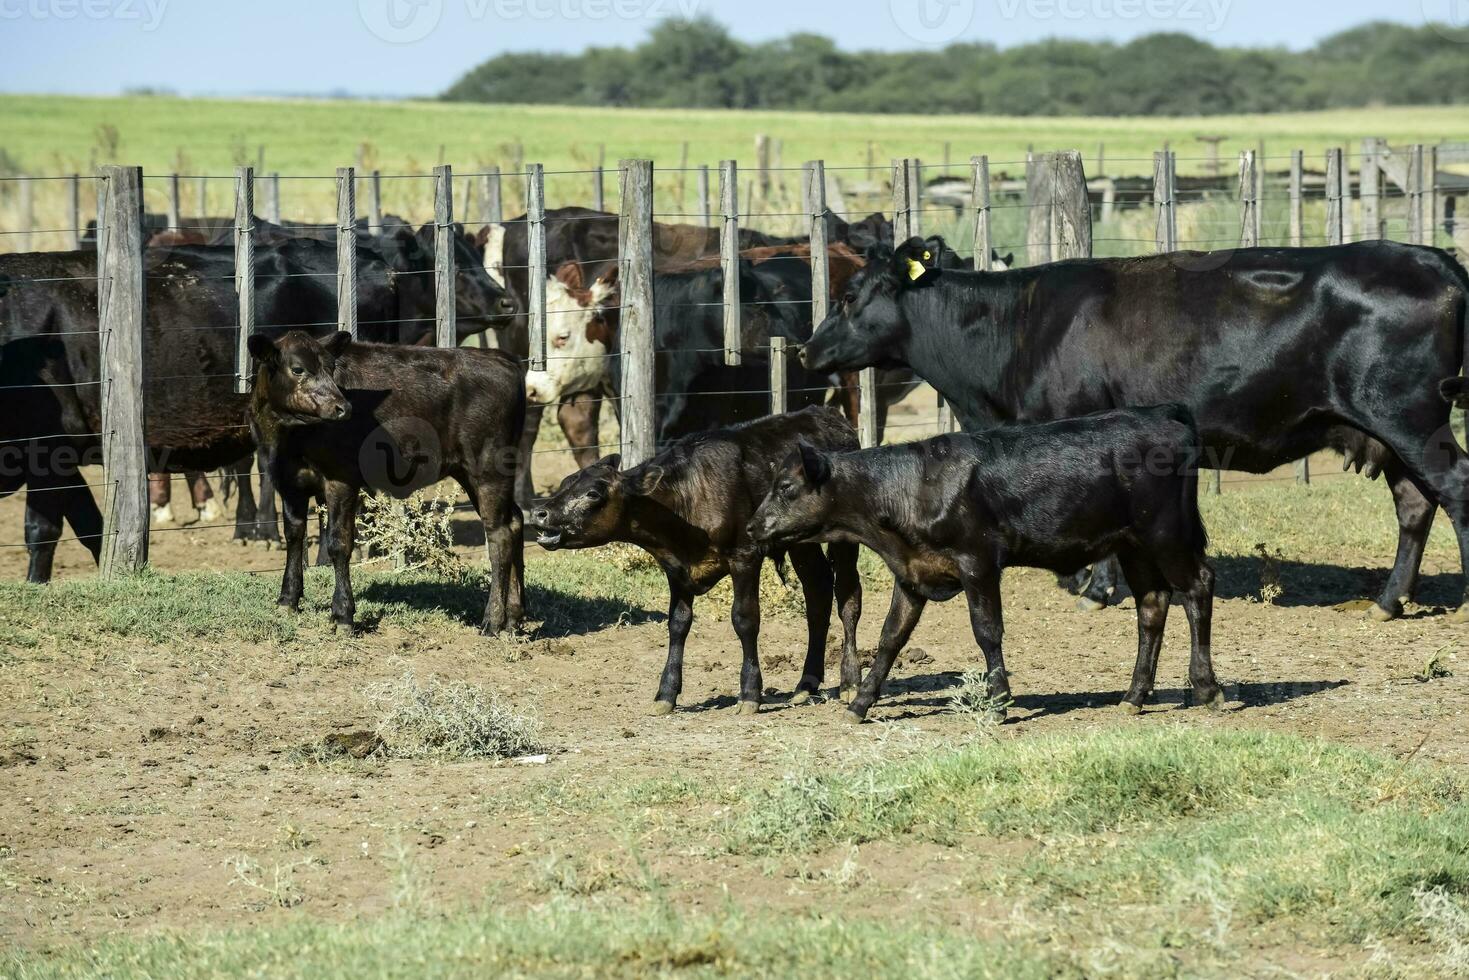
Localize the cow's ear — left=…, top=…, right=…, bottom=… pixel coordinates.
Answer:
left=555, top=262, right=584, bottom=291
left=323, top=331, right=352, bottom=357
left=593, top=453, right=622, bottom=472
left=797, top=440, right=831, bottom=487
left=629, top=464, right=665, bottom=496
left=246, top=334, right=278, bottom=364
left=472, top=224, right=493, bottom=249
left=1001, top=252, right=1015, bottom=268
left=892, top=237, right=940, bottom=288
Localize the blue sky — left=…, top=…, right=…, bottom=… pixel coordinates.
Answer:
left=0, top=0, right=1442, bottom=97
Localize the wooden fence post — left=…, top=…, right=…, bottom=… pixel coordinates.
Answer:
left=18, top=177, right=33, bottom=251
left=195, top=175, right=207, bottom=218
left=1239, top=150, right=1258, bottom=248
left=1408, top=145, right=1425, bottom=245
left=433, top=164, right=456, bottom=348
left=526, top=163, right=548, bottom=371
left=483, top=166, right=502, bottom=224
left=973, top=155, right=993, bottom=271
left=1426, top=145, right=1439, bottom=247
left=1326, top=148, right=1345, bottom=248
left=1360, top=139, right=1381, bottom=241
left=97, top=165, right=148, bottom=576
left=1153, top=150, right=1177, bottom=252
left=368, top=170, right=383, bottom=234
left=719, top=160, right=741, bottom=367
left=804, top=161, right=830, bottom=327
left=1050, top=151, right=1091, bottom=259
left=166, top=172, right=181, bottom=231
left=697, top=164, right=711, bottom=226
left=336, top=167, right=358, bottom=341
left=67, top=174, right=81, bottom=250
left=907, top=156, right=923, bottom=239
left=619, top=160, right=656, bottom=467
left=233, top=166, right=254, bottom=395
left=264, top=172, right=280, bottom=225
left=769, top=335, right=788, bottom=416
left=592, top=165, right=605, bottom=213
left=1289, top=150, right=1304, bottom=248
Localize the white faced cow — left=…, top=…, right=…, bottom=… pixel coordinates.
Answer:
left=523, top=264, right=614, bottom=407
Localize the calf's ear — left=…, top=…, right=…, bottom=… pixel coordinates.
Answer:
left=323, top=331, right=352, bottom=358
left=892, top=237, right=939, bottom=287
left=797, top=440, right=832, bottom=487
left=593, top=453, right=622, bottom=472
left=246, top=334, right=279, bottom=364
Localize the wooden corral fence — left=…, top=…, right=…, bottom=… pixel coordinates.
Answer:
left=1, top=134, right=1466, bottom=572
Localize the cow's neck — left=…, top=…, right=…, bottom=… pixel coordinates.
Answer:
left=898, top=274, right=1020, bottom=428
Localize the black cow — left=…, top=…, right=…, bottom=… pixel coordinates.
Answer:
left=0, top=236, right=519, bottom=581
left=248, top=331, right=526, bottom=634
left=802, top=238, right=1469, bottom=622
left=748, top=407, right=1220, bottom=721
left=530, top=406, right=863, bottom=713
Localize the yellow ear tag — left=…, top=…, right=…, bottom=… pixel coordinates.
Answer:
left=922, top=250, right=932, bottom=261
left=906, top=258, right=926, bottom=281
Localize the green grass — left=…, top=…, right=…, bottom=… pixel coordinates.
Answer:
left=730, top=726, right=1469, bottom=947
left=2, top=94, right=1467, bottom=253
left=1, top=898, right=1065, bottom=979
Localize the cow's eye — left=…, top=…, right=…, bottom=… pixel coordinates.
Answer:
left=290, top=366, right=305, bottom=377
left=585, top=488, right=602, bottom=502
left=842, top=292, right=856, bottom=306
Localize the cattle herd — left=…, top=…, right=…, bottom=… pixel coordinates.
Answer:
left=0, top=185, right=1467, bottom=721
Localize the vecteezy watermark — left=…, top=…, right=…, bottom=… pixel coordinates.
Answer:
left=1422, top=0, right=1469, bottom=43
left=0, top=0, right=168, bottom=30
left=994, top=0, right=1232, bottom=32
left=889, top=0, right=976, bottom=45
left=359, top=0, right=702, bottom=44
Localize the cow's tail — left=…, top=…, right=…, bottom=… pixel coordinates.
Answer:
left=1169, top=403, right=1210, bottom=557
left=770, top=547, right=790, bottom=586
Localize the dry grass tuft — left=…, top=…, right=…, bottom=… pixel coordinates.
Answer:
left=366, top=672, right=544, bottom=760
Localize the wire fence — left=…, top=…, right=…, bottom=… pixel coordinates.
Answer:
left=0, top=140, right=1464, bottom=582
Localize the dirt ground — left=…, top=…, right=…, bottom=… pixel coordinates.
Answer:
left=3, top=390, right=1467, bottom=969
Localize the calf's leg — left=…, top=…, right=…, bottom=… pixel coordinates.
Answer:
left=963, top=570, right=1011, bottom=705
left=24, top=495, right=64, bottom=584
left=730, top=562, right=764, bottom=714
left=786, top=544, right=834, bottom=704
left=323, top=483, right=360, bottom=632
left=1169, top=558, right=1223, bottom=709
left=1077, top=555, right=1123, bottom=611
left=829, top=542, right=863, bottom=703
left=278, top=486, right=311, bottom=611
left=1116, top=554, right=1171, bottom=713
left=652, top=576, right=694, bottom=715
left=847, top=583, right=927, bottom=723
left=558, top=393, right=604, bottom=470
left=477, top=480, right=521, bottom=636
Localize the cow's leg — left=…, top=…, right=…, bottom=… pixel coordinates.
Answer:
left=558, top=393, right=604, bottom=470
left=278, top=485, right=310, bottom=612
left=248, top=446, right=281, bottom=546
left=1116, top=553, right=1170, bottom=713
left=475, top=477, right=521, bottom=636
left=1152, top=547, right=1223, bottom=709
left=323, top=483, right=360, bottom=632
left=23, top=494, right=64, bottom=584
left=189, top=472, right=222, bottom=524
left=1369, top=460, right=1438, bottom=621
left=829, top=541, right=863, bottom=703
left=1077, top=555, right=1123, bottom=611
left=515, top=402, right=545, bottom=510
left=786, top=543, right=834, bottom=704
left=148, top=473, right=173, bottom=525
left=962, top=568, right=1012, bottom=705
left=229, top=454, right=263, bottom=544
left=652, top=575, right=694, bottom=715
left=846, top=583, right=927, bottom=723
left=314, top=508, right=331, bottom=567
left=730, top=561, right=764, bottom=715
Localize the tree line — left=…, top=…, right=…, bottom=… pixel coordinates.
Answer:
left=441, top=18, right=1469, bottom=116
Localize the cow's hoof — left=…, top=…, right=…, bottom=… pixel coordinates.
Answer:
left=838, top=687, right=857, bottom=705
left=1118, top=700, right=1143, bottom=716
left=150, top=505, right=175, bottom=527
left=1075, top=595, right=1107, bottom=613
left=790, top=690, right=812, bottom=706
left=1365, top=602, right=1399, bottom=623
left=648, top=700, right=675, bottom=717
left=277, top=599, right=300, bottom=613
left=841, top=710, right=865, bottom=725
left=196, top=500, right=224, bottom=524
left=736, top=701, right=760, bottom=716
left=1450, top=606, right=1469, bottom=625
left=1199, top=690, right=1227, bottom=711
left=331, top=618, right=357, bottom=636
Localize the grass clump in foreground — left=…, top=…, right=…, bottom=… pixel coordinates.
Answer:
left=366, top=672, right=544, bottom=760
left=731, top=726, right=1469, bottom=946
left=2, top=899, right=1063, bottom=980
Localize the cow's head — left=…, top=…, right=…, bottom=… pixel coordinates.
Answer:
left=529, top=453, right=651, bottom=550
left=747, top=441, right=836, bottom=546
left=801, top=237, right=939, bottom=374
left=413, top=221, right=520, bottom=336
left=247, top=330, right=352, bottom=424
